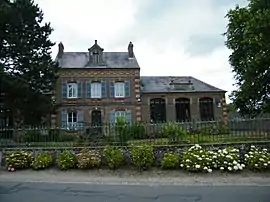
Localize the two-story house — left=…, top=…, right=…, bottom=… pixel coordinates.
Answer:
left=55, top=40, right=227, bottom=129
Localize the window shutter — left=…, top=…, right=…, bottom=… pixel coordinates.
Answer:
left=61, top=110, right=67, bottom=128
left=109, top=110, right=115, bottom=126
left=77, top=82, right=82, bottom=98
left=77, top=110, right=84, bottom=129
left=125, top=110, right=132, bottom=124
left=101, top=81, right=106, bottom=98
left=124, top=81, right=130, bottom=97
left=61, top=83, right=67, bottom=98
left=86, top=82, right=91, bottom=98
left=110, top=82, right=115, bottom=97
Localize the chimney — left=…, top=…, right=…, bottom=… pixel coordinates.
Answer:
left=128, top=42, right=134, bottom=58
left=57, top=42, right=64, bottom=58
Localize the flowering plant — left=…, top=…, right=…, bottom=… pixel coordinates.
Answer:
left=131, top=145, right=154, bottom=170
left=245, top=146, right=270, bottom=171
left=77, top=149, right=101, bottom=169
left=216, top=147, right=244, bottom=172
left=32, top=152, right=53, bottom=170
left=103, top=146, right=124, bottom=170
left=161, top=152, right=179, bottom=169
left=181, top=144, right=213, bottom=173
left=5, top=151, right=33, bottom=171
left=57, top=150, right=77, bottom=170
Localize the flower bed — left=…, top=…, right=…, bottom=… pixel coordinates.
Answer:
left=3, top=144, right=270, bottom=173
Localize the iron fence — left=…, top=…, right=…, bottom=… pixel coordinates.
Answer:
left=0, top=117, right=270, bottom=148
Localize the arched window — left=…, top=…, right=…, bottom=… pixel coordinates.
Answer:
left=150, top=98, right=166, bottom=123
left=199, top=97, right=214, bottom=121
left=175, top=98, right=191, bottom=122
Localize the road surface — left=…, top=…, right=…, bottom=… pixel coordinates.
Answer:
left=0, top=181, right=269, bottom=202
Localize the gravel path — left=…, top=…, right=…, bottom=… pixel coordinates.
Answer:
left=1, top=168, right=270, bottom=186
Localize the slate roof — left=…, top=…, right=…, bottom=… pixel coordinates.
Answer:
left=57, top=52, right=140, bottom=68
left=140, top=76, right=226, bottom=93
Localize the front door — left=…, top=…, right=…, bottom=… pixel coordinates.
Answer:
left=91, top=110, right=102, bottom=135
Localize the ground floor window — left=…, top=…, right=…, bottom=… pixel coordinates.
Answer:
left=150, top=98, right=166, bottom=123
left=67, top=111, right=77, bottom=128
left=175, top=98, right=191, bottom=122
left=199, top=97, right=214, bottom=121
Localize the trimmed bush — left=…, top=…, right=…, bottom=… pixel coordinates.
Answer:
left=32, top=152, right=53, bottom=170
left=216, top=147, right=244, bottom=172
left=103, top=146, right=124, bottom=169
left=161, top=153, right=179, bottom=169
left=5, top=151, right=33, bottom=171
left=162, top=122, right=187, bottom=144
left=131, top=145, right=154, bottom=170
left=245, top=146, right=270, bottom=171
left=181, top=144, right=213, bottom=173
left=77, top=149, right=101, bottom=169
left=57, top=150, right=77, bottom=170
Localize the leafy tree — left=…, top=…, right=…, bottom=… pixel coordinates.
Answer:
left=224, top=0, right=270, bottom=117
left=0, top=0, right=59, bottom=125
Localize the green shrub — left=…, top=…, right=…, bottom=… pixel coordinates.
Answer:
left=131, top=145, right=154, bottom=170
left=5, top=151, right=33, bottom=171
left=32, top=152, right=53, bottom=170
left=161, top=153, right=179, bottom=169
left=22, top=130, right=42, bottom=142
left=57, top=150, right=77, bottom=170
left=77, top=149, right=101, bottom=169
left=162, top=122, right=187, bottom=144
left=181, top=144, right=213, bottom=173
left=103, top=146, right=124, bottom=169
left=115, top=117, right=132, bottom=144
left=245, top=146, right=270, bottom=171
left=129, top=122, right=146, bottom=139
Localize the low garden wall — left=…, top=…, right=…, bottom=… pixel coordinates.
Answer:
left=0, top=142, right=270, bottom=170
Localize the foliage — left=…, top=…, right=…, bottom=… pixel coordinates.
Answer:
left=181, top=144, right=213, bottom=173
left=129, top=122, right=146, bottom=140
left=115, top=117, right=132, bottom=144
left=32, top=152, right=53, bottom=170
left=224, top=0, right=270, bottom=116
left=5, top=151, right=33, bottom=171
left=161, top=153, right=179, bottom=169
left=77, top=149, right=101, bottom=169
left=0, top=0, right=59, bottom=125
left=245, top=145, right=270, bottom=171
left=162, top=122, right=187, bottom=144
left=103, top=146, right=124, bottom=169
left=131, top=145, right=154, bottom=170
left=57, top=150, right=77, bottom=170
left=216, top=147, right=244, bottom=172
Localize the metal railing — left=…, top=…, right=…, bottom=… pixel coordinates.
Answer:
left=0, top=117, right=270, bottom=148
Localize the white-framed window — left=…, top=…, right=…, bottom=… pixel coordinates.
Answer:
left=67, top=111, right=77, bottom=128
left=115, top=110, right=126, bottom=122
left=91, top=82, right=102, bottom=98
left=114, top=82, right=125, bottom=98
left=67, top=83, right=78, bottom=98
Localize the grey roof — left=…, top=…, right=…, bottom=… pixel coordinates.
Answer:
left=57, top=52, right=140, bottom=68
left=140, top=76, right=226, bottom=93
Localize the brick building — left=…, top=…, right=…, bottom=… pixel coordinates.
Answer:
left=55, top=40, right=227, bottom=129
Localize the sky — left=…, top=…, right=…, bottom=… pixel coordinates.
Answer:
left=35, top=0, right=248, bottom=102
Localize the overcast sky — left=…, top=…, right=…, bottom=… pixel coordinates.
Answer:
left=35, top=0, right=248, bottom=102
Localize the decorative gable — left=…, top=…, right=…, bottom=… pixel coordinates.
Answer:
left=87, top=40, right=105, bottom=66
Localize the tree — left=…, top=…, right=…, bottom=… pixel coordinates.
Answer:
left=0, top=0, right=59, bottom=125
left=224, top=0, right=270, bottom=117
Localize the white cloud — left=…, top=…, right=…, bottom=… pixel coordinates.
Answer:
left=35, top=0, right=244, bottom=102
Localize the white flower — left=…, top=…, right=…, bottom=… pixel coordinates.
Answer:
left=233, top=160, right=237, bottom=165
left=228, top=167, right=232, bottom=171
left=268, top=161, right=270, bottom=164
left=263, top=163, right=267, bottom=167
left=198, top=157, right=202, bottom=160
left=251, top=145, right=255, bottom=148
left=195, top=165, right=200, bottom=169
left=263, top=148, right=267, bottom=152
left=233, top=166, right=238, bottom=170
left=186, top=159, right=190, bottom=162
left=220, top=167, right=224, bottom=170
left=214, top=164, right=217, bottom=168
left=238, top=166, right=243, bottom=170
left=241, top=164, right=245, bottom=168
left=208, top=169, right=212, bottom=173
left=218, top=150, right=221, bottom=153
left=244, top=154, right=249, bottom=158
left=203, top=166, right=208, bottom=170
left=213, top=155, right=217, bottom=159
left=223, top=151, right=228, bottom=154
left=224, top=161, right=227, bottom=164
left=180, top=164, right=184, bottom=167
left=187, top=165, right=190, bottom=168
left=255, top=164, right=258, bottom=167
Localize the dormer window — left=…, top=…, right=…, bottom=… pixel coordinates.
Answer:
left=170, top=82, right=194, bottom=91
left=87, top=40, right=104, bottom=66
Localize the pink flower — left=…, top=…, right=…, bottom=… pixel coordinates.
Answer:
left=11, top=168, right=15, bottom=172
left=8, top=167, right=11, bottom=171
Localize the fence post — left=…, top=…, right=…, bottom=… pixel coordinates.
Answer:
left=0, top=151, right=2, bottom=168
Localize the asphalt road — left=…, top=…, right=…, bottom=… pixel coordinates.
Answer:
left=0, top=182, right=269, bottom=202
